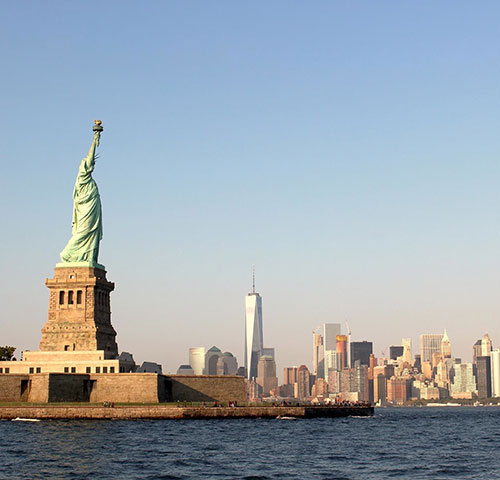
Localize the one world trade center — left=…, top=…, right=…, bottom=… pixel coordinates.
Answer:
left=245, top=268, right=263, bottom=380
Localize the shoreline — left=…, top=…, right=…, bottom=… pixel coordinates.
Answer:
left=0, top=404, right=374, bottom=420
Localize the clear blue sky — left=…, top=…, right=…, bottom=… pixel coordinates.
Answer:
left=2, top=1, right=500, bottom=375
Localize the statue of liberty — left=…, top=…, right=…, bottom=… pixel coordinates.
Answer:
left=59, top=121, right=104, bottom=268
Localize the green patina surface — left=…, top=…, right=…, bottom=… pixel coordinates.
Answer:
left=59, top=126, right=104, bottom=267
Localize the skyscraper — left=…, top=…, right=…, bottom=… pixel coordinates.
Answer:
left=413, top=354, right=422, bottom=372
left=335, top=335, right=347, bottom=370
left=389, top=346, right=404, bottom=360
left=189, top=347, right=205, bottom=375
left=451, top=363, right=476, bottom=398
left=297, top=365, right=311, bottom=400
left=245, top=269, right=263, bottom=379
left=312, top=333, right=324, bottom=378
left=441, top=329, right=452, bottom=358
left=325, top=349, right=342, bottom=374
left=402, top=338, right=412, bottom=364
left=283, top=366, right=298, bottom=385
left=491, top=350, right=500, bottom=398
left=373, top=365, right=395, bottom=404
left=368, top=354, right=377, bottom=403
left=472, top=340, right=482, bottom=364
left=481, top=333, right=493, bottom=357
left=350, top=341, right=373, bottom=367
left=323, top=323, right=341, bottom=351
left=262, top=347, right=275, bottom=359
left=205, top=346, right=223, bottom=375
left=387, top=378, right=411, bottom=404
left=420, top=334, right=443, bottom=363
left=216, top=352, right=238, bottom=375
left=476, top=356, right=492, bottom=398
left=352, top=364, right=370, bottom=401
left=257, top=355, right=278, bottom=396
left=312, top=323, right=341, bottom=380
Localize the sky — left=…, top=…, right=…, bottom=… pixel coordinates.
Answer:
left=2, top=1, right=500, bottom=377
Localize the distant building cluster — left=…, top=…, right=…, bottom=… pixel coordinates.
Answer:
left=175, top=272, right=275, bottom=393
left=172, top=272, right=500, bottom=405
left=176, top=346, right=246, bottom=377
left=271, top=329, right=500, bottom=405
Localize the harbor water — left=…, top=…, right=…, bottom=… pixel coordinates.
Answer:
left=1, top=407, right=500, bottom=479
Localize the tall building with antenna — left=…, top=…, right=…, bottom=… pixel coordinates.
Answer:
left=245, top=267, right=264, bottom=380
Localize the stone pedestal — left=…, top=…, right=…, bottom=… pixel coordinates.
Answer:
left=40, top=266, right=118, bottom=359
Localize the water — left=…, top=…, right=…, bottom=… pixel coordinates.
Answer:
left=1, top=407, right=500, bottom=479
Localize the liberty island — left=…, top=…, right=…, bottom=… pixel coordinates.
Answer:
left=0, top=122, right=247, bottom=407
left=0, top=121, right=371, bottom=419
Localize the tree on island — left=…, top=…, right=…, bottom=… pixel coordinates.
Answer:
left=0, top=346, right=16, bottom=361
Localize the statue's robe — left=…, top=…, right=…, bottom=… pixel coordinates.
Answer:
left=60, top=151, right=102, bottom=264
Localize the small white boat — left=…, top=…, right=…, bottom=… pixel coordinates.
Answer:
left=12, top=417, right=40, bottom=422
left=276, top=416, right=297, bottom=420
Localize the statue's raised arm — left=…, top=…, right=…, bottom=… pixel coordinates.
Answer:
left=80, top=121, right=103, bottom=177
left=59, top=121, right=105, bottom=268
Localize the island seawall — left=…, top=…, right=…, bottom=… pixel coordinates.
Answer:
left=0, top=405, right=374, bottom=420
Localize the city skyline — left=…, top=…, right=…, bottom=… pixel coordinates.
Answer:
left=2, top=2, right=500, bottom=376
left=250, top=322, right=500, bottom=404
left=179, top=294, right=496, bottom=384
left=4, top=260, right=500, bottom=378
left=3, top=259, right=499, bottom=379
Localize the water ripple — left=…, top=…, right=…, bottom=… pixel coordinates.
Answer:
left=1, top=408, right=500, bottom=479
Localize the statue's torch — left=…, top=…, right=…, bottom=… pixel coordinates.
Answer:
left=93, top=120, right=103, bottom=146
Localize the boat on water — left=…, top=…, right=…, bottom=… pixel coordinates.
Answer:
left=12, top=417, right=40, bottom=422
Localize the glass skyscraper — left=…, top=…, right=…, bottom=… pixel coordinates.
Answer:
left=245, top=284, right=263, bottom=380
left=420, top=334, right=444, bottom=363
left=312, top=323, right=341, bottom=380
left=350, top=341, right=373, bottom=367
